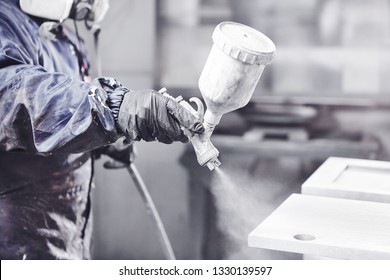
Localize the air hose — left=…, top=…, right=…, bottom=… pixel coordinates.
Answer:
left=92, top=22, right=176, bottom=259
left=103, top=159, right=176, bottom=260
left=126, top=163, right=176, bottom=260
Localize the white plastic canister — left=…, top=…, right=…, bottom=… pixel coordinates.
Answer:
left=198, top=21, right=276, bottom=127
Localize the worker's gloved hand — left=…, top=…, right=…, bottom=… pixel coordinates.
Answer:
left=117, top=90, right=204, bottom=144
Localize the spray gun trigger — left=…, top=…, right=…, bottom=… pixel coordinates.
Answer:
left=189, top=97, right=204, bottom=122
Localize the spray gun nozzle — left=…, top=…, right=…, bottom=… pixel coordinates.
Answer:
left=191, top=131, right=220, bottom=171
left=206, top=157, right=221, bottom=171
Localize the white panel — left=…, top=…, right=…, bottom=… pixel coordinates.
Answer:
left=302, top=157, right=390, bottom=203
left=248, top=194, right=390, bottom=259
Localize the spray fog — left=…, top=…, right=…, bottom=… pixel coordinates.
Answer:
left=210, top=160, right=300, bottom=259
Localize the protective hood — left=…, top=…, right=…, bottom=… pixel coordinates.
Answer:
left=19, top=0, right=109, bottom=23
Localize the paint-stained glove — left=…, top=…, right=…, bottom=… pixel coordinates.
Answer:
left=117, top=89, right=204, bottom=144
left=97, top=77, right=204, bottom=144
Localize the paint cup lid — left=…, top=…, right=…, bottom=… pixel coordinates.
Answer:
left=212, top=21, right=276, bottom=65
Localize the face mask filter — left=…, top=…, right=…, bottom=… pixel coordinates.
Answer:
left=88, top=0, right=109, bottom=23
left=20, top=0, right=109, bottom=23
left=20, top=0, right=74, bottom=22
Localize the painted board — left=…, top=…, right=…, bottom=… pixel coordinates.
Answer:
left=302, top=157, right=390, bottom=203
left=248, top=194, right=390, bottom=259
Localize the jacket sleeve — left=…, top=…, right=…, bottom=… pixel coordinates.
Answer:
left=0, top=17, right=120, bottom=155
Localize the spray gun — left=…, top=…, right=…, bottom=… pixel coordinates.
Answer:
left=161, top=22, right=276, bottom=171
left=158, top=87, right=221, bottom=170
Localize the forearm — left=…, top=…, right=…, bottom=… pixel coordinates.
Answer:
left=0, top=64, right=120, bottom=155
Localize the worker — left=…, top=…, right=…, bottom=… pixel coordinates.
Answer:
left=0, top=0, right=204, bottom=259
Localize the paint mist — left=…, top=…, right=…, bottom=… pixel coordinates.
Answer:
left=211, top=166, right=296, bottom=259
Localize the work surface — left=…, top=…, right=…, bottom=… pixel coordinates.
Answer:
left=248, top=194, right=390, bottom=259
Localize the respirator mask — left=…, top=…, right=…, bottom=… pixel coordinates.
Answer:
left=20, top=0, right=109, bottom=24
left=20, top=0, right=110, bottom=78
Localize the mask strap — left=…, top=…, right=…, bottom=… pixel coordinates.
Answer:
left=93, top=26, right=102, bottom=77
left=71, top=20, right=90, bottom=80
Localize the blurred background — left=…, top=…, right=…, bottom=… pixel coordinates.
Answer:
left=79, top=0, right=390, bottom=259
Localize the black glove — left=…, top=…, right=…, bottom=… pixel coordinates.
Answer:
left=117, top=90, right=204, bottom=144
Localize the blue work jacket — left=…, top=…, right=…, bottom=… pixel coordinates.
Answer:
left=0, top=0, right=120, bottom=259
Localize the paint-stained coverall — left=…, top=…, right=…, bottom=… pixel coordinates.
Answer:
left=0, top=0, right=203, bottom=259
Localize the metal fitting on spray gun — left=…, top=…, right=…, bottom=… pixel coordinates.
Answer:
left=158, top=88, right=221, bottom=171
